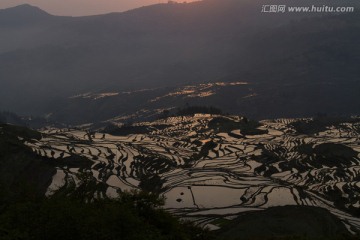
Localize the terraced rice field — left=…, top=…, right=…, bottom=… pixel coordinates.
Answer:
left=25, top=115, right=360, bottom=233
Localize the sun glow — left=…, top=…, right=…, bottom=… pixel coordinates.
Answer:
left=0, top=0, right=201, bottom=16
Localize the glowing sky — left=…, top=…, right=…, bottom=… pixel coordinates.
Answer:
left=0, top=0, right=199, bottom=16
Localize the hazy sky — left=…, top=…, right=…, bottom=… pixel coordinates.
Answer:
left=0, top=0, right=199, bottom=16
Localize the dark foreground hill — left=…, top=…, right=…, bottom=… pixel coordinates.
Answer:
left=0, top=123, right=54, bottom=197
left=216, top=206, right=351, bottom=240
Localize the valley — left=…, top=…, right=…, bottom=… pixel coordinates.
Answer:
left=1, top=1, right=360, bottom=238
left=22, top=114, right=360, bottom=234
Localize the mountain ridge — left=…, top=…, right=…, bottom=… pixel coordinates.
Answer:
left=0, top=4, right=53, bottom=26
left=0, top=0, right=359, bottom=123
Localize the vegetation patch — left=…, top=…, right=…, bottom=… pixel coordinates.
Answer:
left=103, top=124, right=151, bottom=136
left=0, top=124, right=55, bottom=197
left=0, top=186, right=211, bottom=240
left=208, top=117, right=267, bottom=135
left=291, top=117, right=360, bottom=135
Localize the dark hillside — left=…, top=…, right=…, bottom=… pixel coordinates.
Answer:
left=0, top=0, right=359, bottom=123
left=216, top=206, right=351, bottom=240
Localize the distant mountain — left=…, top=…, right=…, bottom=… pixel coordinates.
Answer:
left=0, top=0, right=359, bottom=124
left=0, top=4, right=51, bottom=25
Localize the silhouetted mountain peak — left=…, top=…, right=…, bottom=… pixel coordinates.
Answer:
left=0, top=4, right=52, bottom=26
left=1, top=4, right=50, bottom=15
